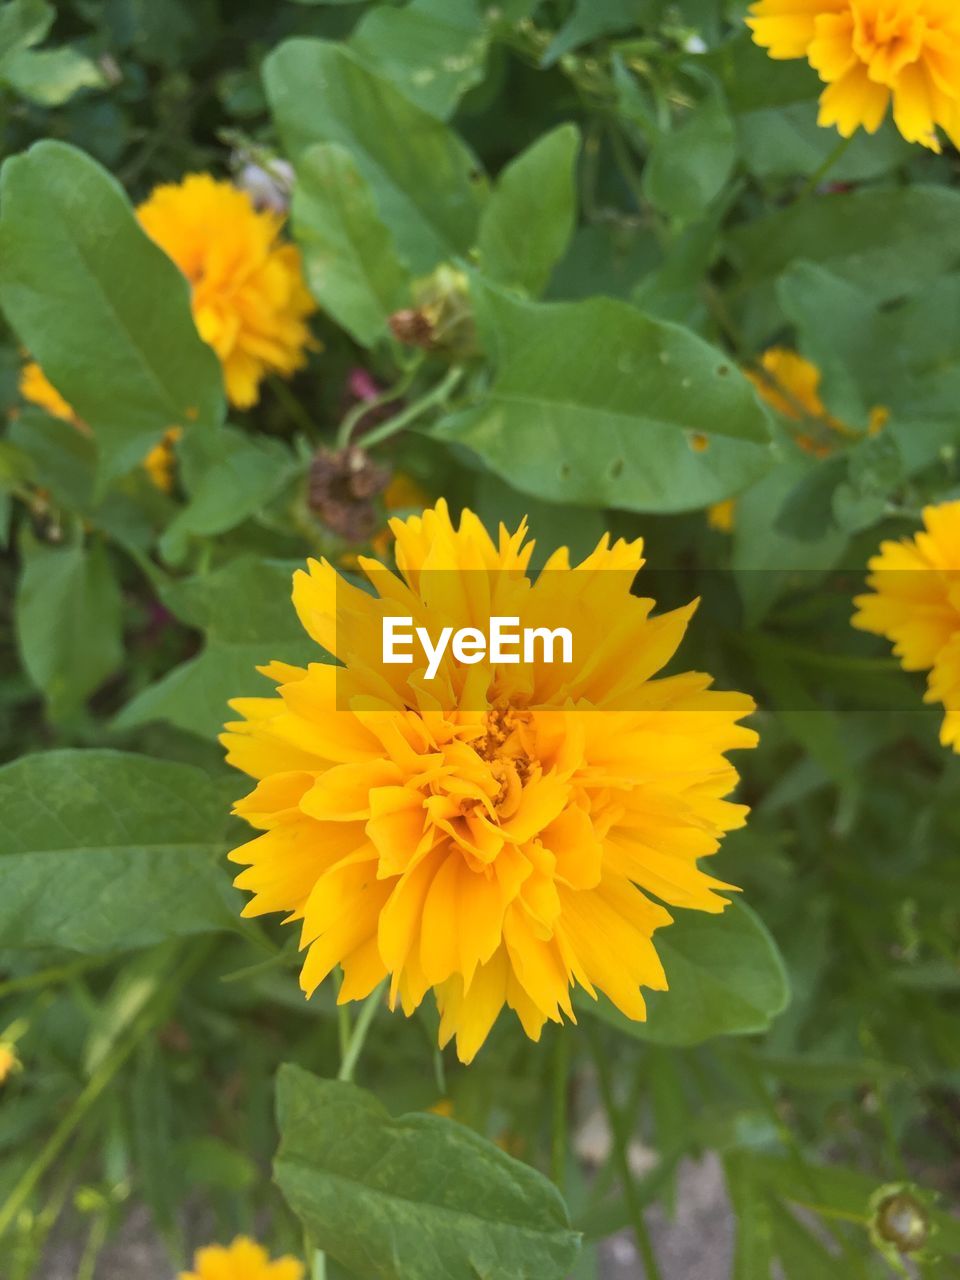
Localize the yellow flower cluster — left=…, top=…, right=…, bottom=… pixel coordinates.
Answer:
left=747, top=0, right=960, bottom=151
left=223, top=501, right=757, bottom=1063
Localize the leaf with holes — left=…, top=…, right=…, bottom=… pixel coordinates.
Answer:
left=435, top=289, right=774, bottom=512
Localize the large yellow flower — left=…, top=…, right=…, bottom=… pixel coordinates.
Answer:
left=179, top=1237, right=303, bottom=1280
left=747, top=0, right=960, bottom=150
left=853, top=500, right=960, bottom=750
left=223, top=501, right=757, bottom=1063
left=137, top=174, right=316, bottom=408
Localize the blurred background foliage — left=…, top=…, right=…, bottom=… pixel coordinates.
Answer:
left=0, top=0, right=958, bottom=1277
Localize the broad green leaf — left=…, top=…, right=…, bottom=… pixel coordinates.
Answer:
left=733, top=463, right=849, bottom=625
left=350, top=0, right=489, bottom=120
left=2, top=46, right=107, bottom=105
left=579, top=901, right=790, bottom=1046
left=728, top=186, right=960, bottom=305
left=478, top=124, right=580, bottom=296
left=436, top=289, right=774, bottom=512
left=292, top=143, right=411, bottom=347
left=0, top=0, right=52, bottom=60
left=265, top=39, right=488, bottom=273
left=160, top=427, right=300, bottom=565
left=643, top=92, right=737, bottom=223
left=115, top=557, right=316, bottom=740
left=0, top=141, right=225, bottom=484
left=274, top=1065, right=581, bottom=1280
left=0, top=749, right=240, bottom=952
left=15, top=533, right=123, bottom=718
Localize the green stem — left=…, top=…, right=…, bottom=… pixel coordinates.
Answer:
left=551, top=1027, right=570, bottom=1188
left=0, top=944, right=208, bottom=1242
left=338, top=981, right=387, bottom=1083
left=585, top=1022, right=663, bottom=1280
left=0, top=957, right=107, bottom=1000
left=336, top=361, right=422, bottom=450
left=797, top=134, right=855, bottom=200
left=353, top=366, right=466, bottom=452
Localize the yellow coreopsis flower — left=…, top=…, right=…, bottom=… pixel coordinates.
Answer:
left=179, top=1237, right=303, bottom=1280
left=137, top=174, right=316, bottom=409
left=223, top=501, right=758, bottom=1063
left=746, top=0, right=960, bottom=151
left=853, top=500, right=960, bottom=750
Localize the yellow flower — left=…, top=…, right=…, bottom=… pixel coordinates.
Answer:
left=747, top=347, right=887, bottom=457
left=853, top=500, right=960, bottom=750
left=746, top=0, right=960, bottom=151
left=705, top=347, right=886, bottom=534
left=137, top=174, right=317, bottom=409
left=18, top=363, right=181, bottom=493
left=223, top=501, right=757, bottom=1063
left=0, top=1043, right=20, bottom=1085
left=19, top=361, right=82, bottom=426
left=179, top=1237, right=304, bottom=1280
left=142, top=427, right=184, bottom=495
left=708, top=499, right=737, bottom=534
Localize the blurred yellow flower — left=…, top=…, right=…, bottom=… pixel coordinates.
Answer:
left=746, top=0, right=960, bottom=151
left=179, top=1237, right=303, bottom=1280
left=708, top=499, right=737, bottom=534
left=142, top=427, right=183, bottom=494
left=19, top=361, right=82, bottom=427
left=18, top=364, right=181, bottom=494
left=223, top=500, right=757, bottom=1063
left=706, top=347, right=886, bottom=534
left=853, top=500, right=960, bottom=751
left=137, top=174, right=316, bottom=409
left=0, top=1042, right=20, bottom=1085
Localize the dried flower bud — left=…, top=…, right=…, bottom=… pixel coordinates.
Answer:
left=308, top=445, right=391, bottom=543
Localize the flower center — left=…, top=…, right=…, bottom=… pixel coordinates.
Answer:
left=851, top=1, right=927, bottom=82
left=475, top=705, right=535, bottom=819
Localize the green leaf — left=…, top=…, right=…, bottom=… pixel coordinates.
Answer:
left=478, top=124, right=580, bottom=296
left=728, top=186, right=960, bottom=305
left=350, top=0, right=489, bottom=120
left=543, top=0, right=652, bottom=65
left=274, top=1064, right=581, bottom=1280
left=15, top=533, right=123, bottom=718
left=725, top=1151, right=776, bottom=1280
left=115, top=557, right=317, bottom=740
left=2, top=46, right=107, bottom=105
left=643, top=91, right=737, bottom=223
left=0, top=0, right=52, bottom=61
left=0, top=749, right=240, bottom=952
left=159, top=427, right=300, bottom=565
left=579, top=901, right=790, bottom=1046
left=292, top=143, right=411, bottom=347
left=0, top=141, right=225, bottom=485
left=436, top=289, right=773, bottom=512
left=265, top=39, right=488, bottom=273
